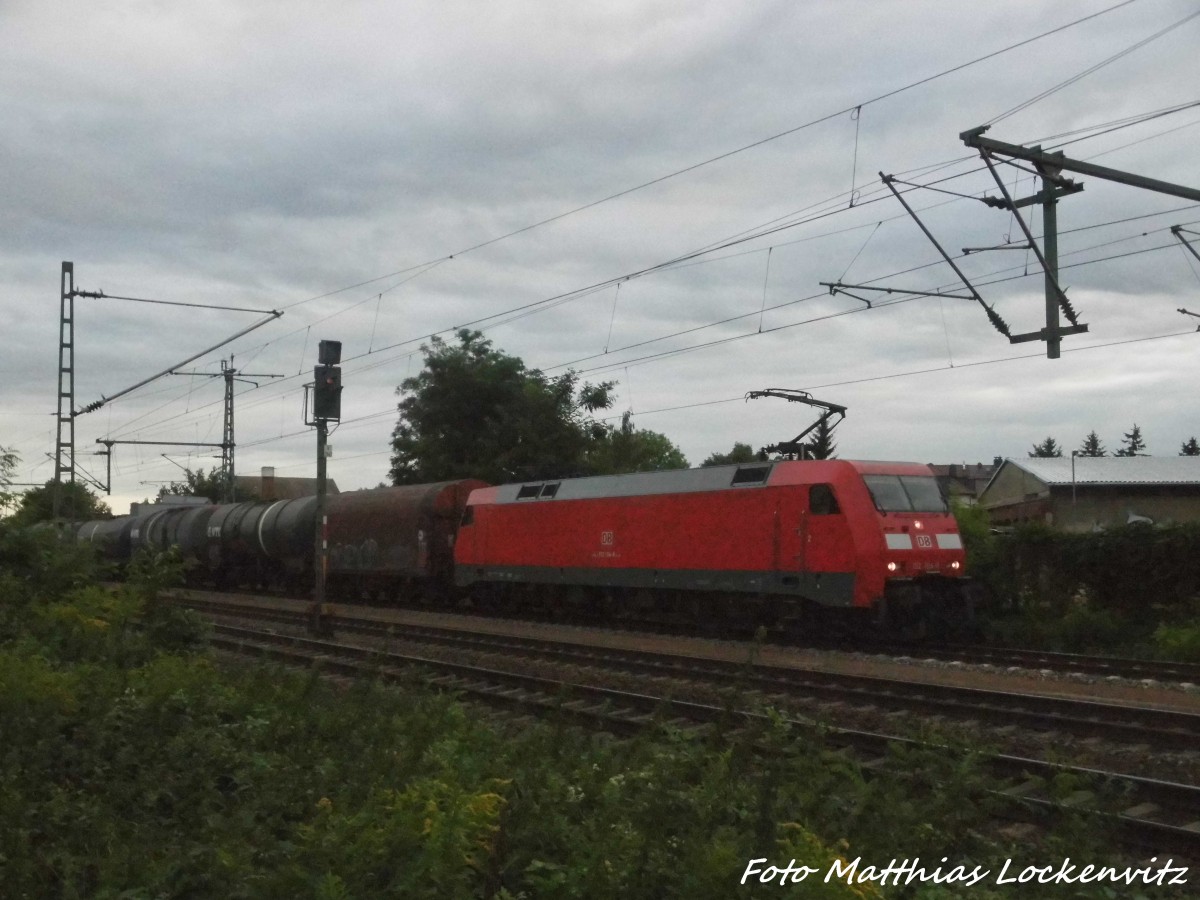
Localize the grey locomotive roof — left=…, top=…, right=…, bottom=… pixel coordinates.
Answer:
left=993, top=456, right=1200, bottom=488
left=492, top=463, right=776, bottom=503
left=491, top=459, right=923, bottom=504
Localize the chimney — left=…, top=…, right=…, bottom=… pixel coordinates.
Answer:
left=261, top=466, right=276, bottom=501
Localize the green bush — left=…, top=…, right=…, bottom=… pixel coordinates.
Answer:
left=0, top=522, right=103, bottom=613
left=985, top=604, right=1133, bottom=653
left=959, top=516, right=1200, bottom=651
left=1152, top=622, right=1200, bottom=662
left=0, top=522, right=1145, bottom=898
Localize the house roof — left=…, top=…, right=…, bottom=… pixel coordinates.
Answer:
left=233, top=475, right=339, bottom=499
left=989, top=456, right=1200, bottom=490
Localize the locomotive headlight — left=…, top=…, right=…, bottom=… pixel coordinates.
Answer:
left=913, top=520, right=924, bottom=530
left=950, top=561, right=961, bottom=571
left=886, top=561, right=898, bottom=572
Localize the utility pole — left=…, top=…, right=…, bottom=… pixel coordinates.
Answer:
left=961, top=125, right=1200, bottom=358
left=173, top=357, right=282, bottom=501
left=52, top=261, right=283, bottom=513
left=308, top=339, right=342, bottom=635
left=1041, top=174, right=1064, bottom=360
left=221, top=361, right=236, bottom=502
left=97, top=358, right=280, bottom=503
left=53, top=263, right=77, bottom=520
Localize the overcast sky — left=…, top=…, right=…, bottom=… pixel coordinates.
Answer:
left=3, top=0, right=1198, bottom=515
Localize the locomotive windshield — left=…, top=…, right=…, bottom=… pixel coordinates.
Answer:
left=863, top=475, right=948, bottom=513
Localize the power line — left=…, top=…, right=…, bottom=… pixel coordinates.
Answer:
left=569, top=239, right=1190, bottom=378
left=987, top=10, right=1199, bottom=125
left=546, top=208, right=1199, bottom=375
left=217, top=316, right=1200, bottom=459
left=32, top=19, right=1197, bottom=488
left=218, top=36, right=1200, bottom=405
left=122, top=230, right=1200, bottom=457
left=271, top=0, right=1142, bottom=320
left=593, top=328, right=1199, bottom=424
left=98, top=186, right=1198, bottom=458
left=240, top=96, right=1194, bottom=387
left=88, top=10, right=1200, bottom=473
left=96, top=208, right=1200, bottom=462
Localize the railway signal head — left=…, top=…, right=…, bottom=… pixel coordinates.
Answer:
left=313, top=364, right=342, bottom=421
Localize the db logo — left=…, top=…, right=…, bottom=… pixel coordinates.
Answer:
left=916, top=534, right=933, bottom=549
left=600, top=531, right=614, bottom=546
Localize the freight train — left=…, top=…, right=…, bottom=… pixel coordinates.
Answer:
left=72, top=459, right=974, bottom=639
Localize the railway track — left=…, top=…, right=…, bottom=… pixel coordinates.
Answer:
left=866, top=642, right=1200, bottom=685
left=164, top=586, right=1200, bottom=685
left=207, top=620, right=1200, bottom=862
left=175, top=591, right=1200, bottom=753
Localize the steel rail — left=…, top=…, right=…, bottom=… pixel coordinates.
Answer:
left=165, top=587, right=1200, bottom=685
left=867, top=642, right=1200, bottom=684
left=181, top=594, right=1200, bottom=751
left=208, top=622, right=1200, bottom=861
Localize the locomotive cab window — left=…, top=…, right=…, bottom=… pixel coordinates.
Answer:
left=460, top=506, right=475, bottom=526
left=809, top=483, right=840, bottom=515
left=862, top=475, right=948, bottom=513
left=516, top=484, right=543, bottom=500
left=540, top=482, right=560, bottom=498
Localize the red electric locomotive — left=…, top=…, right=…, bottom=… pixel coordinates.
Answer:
left=454, top=459, right=972, bottom=637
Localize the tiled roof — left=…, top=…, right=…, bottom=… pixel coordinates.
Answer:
left=999, top=456, right=1200, bottom=487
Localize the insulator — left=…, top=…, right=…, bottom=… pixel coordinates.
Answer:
left=984, top=303, right=1012, bottom=338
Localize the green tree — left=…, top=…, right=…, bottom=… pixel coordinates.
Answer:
left=9, top=480, right=111, bottom=525
left=0, top=445, right=17, bottom=516
left=1181, top=437, right=1200, bottom=456
left=806, top=418, right=838, bottom=460
left=1115, top=423, right=1147, bottom=457
left=701, top=442, right=763, bottom=467
left=1077, top=430, right=1106, bottom=457
left=389, top=329, right=614, bottom=485
left=587, top=411, right=688, bottom=474
left=1028, top=436, right=1063, bottom=458
left=156, top=467, right=253, bottom=503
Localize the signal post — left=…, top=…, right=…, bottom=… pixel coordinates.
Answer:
left=308, top=339, right=342, bottom=636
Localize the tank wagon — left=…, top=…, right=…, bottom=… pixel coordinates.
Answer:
left=75, top=516, right=140, bottom=564
left=78, top=481, right=483, bottom=597
left=74, top=461, right=972, bottom=638
left=456, top=460, right=972, bottom=637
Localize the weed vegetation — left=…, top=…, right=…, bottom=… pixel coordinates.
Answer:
left=0, top=525, right=1175, bottom=898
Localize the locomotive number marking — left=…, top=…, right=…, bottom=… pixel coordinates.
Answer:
left=915, top=534, right=933, bottom=549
